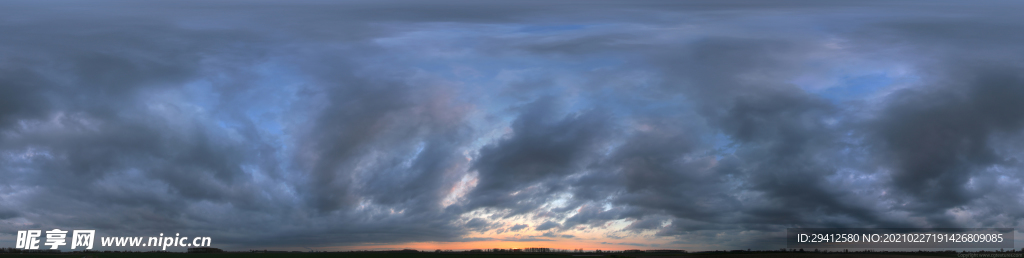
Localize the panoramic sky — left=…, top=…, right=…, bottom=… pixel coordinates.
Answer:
left=2, top=0, right=1024, bottom=252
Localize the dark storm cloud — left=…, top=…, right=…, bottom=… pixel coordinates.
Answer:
left=623, top=216, right=669, bottom=232
left=0, top=70, right=49, bottom=128
left=0, top=21, right=292, bottom=245
left=498, top=35, right=897, bottom=240
left=658, top=38, right=885, bottom=227
left=464, top=0, right=1024, bottom=249
left=465, top=96, right=614, bottom=214
left=0, top=0, right=483, bottom=247
left=0, top=208, right=17, bottom=220
left=291, top=66, right=471, bottom=214
left=871, top=66, right=1024, bottom=217
left=3, top=0, right=1024, bottom=251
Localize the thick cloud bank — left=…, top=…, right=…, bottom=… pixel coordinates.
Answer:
left=2, top=0, right=1024, bottom=251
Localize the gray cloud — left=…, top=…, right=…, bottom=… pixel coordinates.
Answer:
left=535, top=221, right=561, bottom=231
left=465, top=96, right=614, bottom=215
left=508, top=224, right=529, bottom=232
left=2, top=0, right=1024, bottom=252
left=870, top=66, right=1024, bottom=218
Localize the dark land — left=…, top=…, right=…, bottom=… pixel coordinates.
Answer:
left=0, top=250, right=1000, bottom=258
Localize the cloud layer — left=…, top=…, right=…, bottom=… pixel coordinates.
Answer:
left=2, top=0, right=1024, bottom=251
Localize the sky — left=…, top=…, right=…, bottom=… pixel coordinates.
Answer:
left=2, top=0, right=1024, bottom=252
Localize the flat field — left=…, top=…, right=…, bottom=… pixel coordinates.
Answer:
left=0, top=252, right=973, bottom=258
